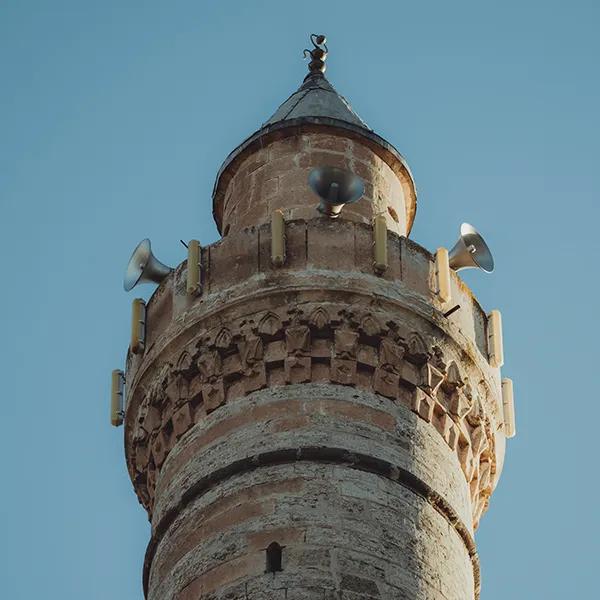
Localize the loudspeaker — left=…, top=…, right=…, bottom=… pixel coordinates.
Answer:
left=308, top=166, right=365, bottom=218
left=124, top=239, right=172, bottom=291
left=448, top=223, right=494, bottom=272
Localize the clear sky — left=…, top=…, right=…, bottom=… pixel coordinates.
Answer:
left=1, top=1, right=598, bottom=598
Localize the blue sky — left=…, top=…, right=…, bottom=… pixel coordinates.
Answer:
left=1, top=1, right=598, bottom=598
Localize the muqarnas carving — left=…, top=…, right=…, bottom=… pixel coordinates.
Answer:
left=128, top=303, right=497, bottom=527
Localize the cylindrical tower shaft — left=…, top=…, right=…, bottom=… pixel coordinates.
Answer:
left=122, top=39, right=508, bottom=600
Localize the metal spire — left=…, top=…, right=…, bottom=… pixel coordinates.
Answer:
left=262, top=34, right=368, bottom=129
left=303, top=33, right=328, bottom=78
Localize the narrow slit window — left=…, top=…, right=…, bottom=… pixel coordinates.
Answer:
left=266, top=541, right=283, bottom=573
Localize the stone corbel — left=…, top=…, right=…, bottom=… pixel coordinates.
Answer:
left=309, top=307, right=330, bottom=330
left=373, top=368, right=400, bottom=399
left=420, top=363, right=445, bottom=396
left=379, top=338, right=405, bottom=373
left=411, top=388, right=435, bottom=422
left=334, top=328, right=359, bottom=359
left=285, top=325, right=311, bottom=356
left=197, top=350, right=222, bottom=383
left=151, top=429, right=171, bottom=468
left=331, top=358, right=357, bottom=385
left=448, top=390, right=473, bottom=419
left=202, top=379, right=226, bottom=412
left=214, top=327, right=233, bottom=350
left=238, top=335, right=264, bottom=371
left=284, top=322, right=311, bottom=383
left=172, top=403, right=194, bottom=438
left=406, top=332, right=429, bottom=365
left=285, top=356, right=312, bottom=384
left=258, top=312, right=284, bottom=338
left=360, top=314, right=383, bottom=338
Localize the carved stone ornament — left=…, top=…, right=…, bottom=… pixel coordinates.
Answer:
left=379, top=338, right=405, bottom=373
left=128, top=304, right=497, bottom=527
left=214, top=327, right=232, bottom=349
left=309, top=307, right=330, bottom=330
left=334, top=328, right=359, bottom=359
left=286, top=325, right=311, bottom=355
left=197, top=350, right=222, bottom=383
left=258, top=312, right=283, bottom=337
left=238, top=335, right=264, bottom=370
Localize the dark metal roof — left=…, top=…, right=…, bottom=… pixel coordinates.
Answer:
left=263, top=73, right=369, bottom=130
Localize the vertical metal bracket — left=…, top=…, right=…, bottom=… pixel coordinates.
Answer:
left=501, top=378, right=516, bottom=438
left=110, top=369, right=125, bottom=427
left=487, top=309, right=504, bottom=368
left=271, top=210, right=286, bottom=267
left=130, top=298, right=146, bottom=355
left=434, top=247, right=452, bottom=305
left=373, top=214, right=388, bottom=275
left=187, top=239, right=202, bottom=296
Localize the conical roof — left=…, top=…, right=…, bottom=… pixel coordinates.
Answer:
left=263, top=72, right=369, bottom=130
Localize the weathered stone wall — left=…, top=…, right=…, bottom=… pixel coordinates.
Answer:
left=147, top=386, right=477, bottom=599
left=124, top=214, right=505, bottom=599
left=214, top=132, right=415, bottom=237
left=151, top=463, right=474, bottom=600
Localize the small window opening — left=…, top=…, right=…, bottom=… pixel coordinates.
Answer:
left=266, top=541, right=283, bottom=573
left=387, top=206, right=400, bottom=223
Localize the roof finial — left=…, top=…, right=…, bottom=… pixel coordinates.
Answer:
left=303, top=34, right=328, bottom=78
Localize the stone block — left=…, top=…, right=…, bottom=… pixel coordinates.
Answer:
left=208, top=231, right=259, bottom=292
left=151, top=430, right=169, bottom=468
left=334, top=328, right=359, bottom=358
left=285, top=356, right=311, bottom=383
left=449, top=391, right=472, bottom=419
left=187, top=376, right=203, bottom=404
left=134, top=441, right=149, bottom=467
left=373, top=368, right=399, bottom=399
left=203, top=380, right=225, bottom=413
left=144, top=405, right=162, bottom=432
left=172, top=403, right=194, bottom=438
left=311, top=361, right=331, bottom=383
left=400, top=237, right=433, bottom=297
left=265, top=340, right=286, bottom=363
left=447, top=423, right=460, bottom=451
left=399, top=361, right=420, bottom=387
left=379, top=338, right=405, bottom=372
left=422, top=363, right=445, bottom=395
left=307, top=219, right=355, bottom=272
left=244, top=364, right=267, bottom=392
left=357, top=344, right=378, bottom=367
left=222, top=353, right=243, bottom=377
left=282, top=220, right=307, bottom=269
left=411, top=389, right=434, bottom=422
left=310, top=338, right=331, bottom=358
left=331, top=358, right=357, bottom=385
left=286, top=325, right=311, bottom=355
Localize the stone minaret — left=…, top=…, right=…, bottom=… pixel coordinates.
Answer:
left=121, top=35, right=513, bottom=600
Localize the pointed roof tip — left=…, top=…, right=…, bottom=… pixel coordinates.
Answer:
left=263, top=70, right=369, bottom=130
left=263, top=33, right=369, bottom=130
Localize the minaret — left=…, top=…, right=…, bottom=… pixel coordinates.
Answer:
left=119, top=35, right=514, bottom=600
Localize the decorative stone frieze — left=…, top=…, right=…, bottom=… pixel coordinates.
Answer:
left=128, top=301, right=499, bottom=529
